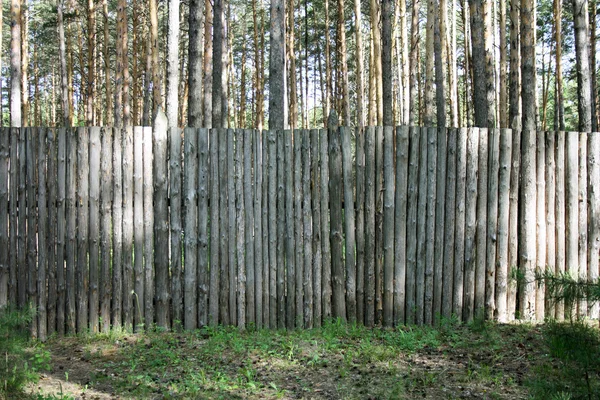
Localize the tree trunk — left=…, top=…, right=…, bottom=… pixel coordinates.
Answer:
left=86, top=0, right=96, bottom=125
left=424, top=0, right=435, bottom=126
left=382, top=0, right=393, bottom=126
left=57, top=0, right=69, bottom=126
left=434, top=0, right=447, bottom=127
left=269, top=0, right=286, bottom=129
left=166, top=0, right=180, bottom=127
left=103, top=0, right=112, bottom=126
left=354, top=0, right=365, bottom=126
left=337, top=0, right=351, bottom=125
left=509, top=0, right=521, bottom=130
left=10, top=0, right=20, bottom=126
left=188, top=0, right=203, bottom=126
left=554, top=0, right=564, bottom=130
left=288, top=0, right=297, bottom=128
left=573, top=0, right=593, bottom=132
left=213, top=0, right=228, bottom=128
left=521, top=0, right=536, bottom=131
left=469, top=0, right=489, bottom=127
left=499, top=0, right=508, bottom=128
left=409, top=0, right=421, bottom=125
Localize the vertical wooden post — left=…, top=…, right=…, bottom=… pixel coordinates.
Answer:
left=519, top=128, right=538, bottom=321
left=76, top=127, right=89, bottom=333
left=464, top=128, right=480, bottom=323
left=487, top=128, right=500, bottom=320
left=424, top=127, right=437, bottom=325
left=197, top=128, right=209, bottom=327
left=375, top=126, right=384, bottom=324
left=122, top=126, right=134, bottom=330
left=495, top=128, right=513, bottom=322
left=56, top=128, right=67, bottom=335
left=311, top=129, right=322, bottom=328
left=236, top=129, right=246, bottom=328
left=184, top=127, right=198, bottom=330
left=100, top=127, right=113, bottom=333
left=26, top=128, right=39, bottom=337
left=243, top=129, right=255, bottom=327
left=154, top=110, right=170, bottom=329
left=588, top=131, right=600, bottom=319
left=544, top=130, right=556, bottom=319
left=356, top=127, right=366, bottom=324
left=112, top=126, right=123, bottom=329
left=267, top=129, right=276, bottom=328
left=329, top=115, right=345, bottom=321
left=170, top=126, right=183, bottom=328
left=394, top=126, right=409, bottom=325
left=133, top=127, right=144, bottom=331
left=302, top=130, right=313, bottom=328
left=88, top=127, right=101, bottom=333
left=262, top=130, right=269, bottom=326
left=405, top=127, right=420, bottom=325
left=433, top=127, right=447, bottom=324
left=9, top=128, right=19, bottom=308
left=474, top=127, right=488, bottom=320
left=0, top=127, right=9, bottom=308
left=442, top=128, right=457, bottom=320
left=565, top=131, right=579, bottom=318
left=209, top=127, right=220, bottom=327
left=294, top=129, right=304, bottom=327
left=65, top=128, right=77, bottom=333
left=37, top=129, right=48, bottom=340
left=227, top=129, right=237, bottom=325
left=284, top=129, right=294, bottom=328
left=507, top=129, right=521, bottom=320
left=382, top=125, right=395, bottom=326
left=276, top=129, right=285, bottom=328
left=416, top=127, right=428, bottom=325
left=555, top=131, right=566, bottom=320
left=535, top=130, right=546, bottom=320
left=342, top=126, right=357, bottom=324
left=46, top=129, right=58, bottom=336
left=142, top=127, right=154, bottom=329
left=254, top=130, right=264, bottom=328
left=18, top=128, right=27, bottom=310
left=577, top=132, right=587, bottom=317
left=320, top=127, right=332, bottom=322
left=453, top=128, right=468, bottom=321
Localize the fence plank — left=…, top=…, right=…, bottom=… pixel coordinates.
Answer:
left=111, top=126, right=123, bottom=329
left=26, top=128, right=38, bottom=337
left=519, top=128, right=538, bottom=320
left=394, top=126, right=409, bottom=325
left=209, top=127, right=220, bottom=327
left=18, top=128, right=27, bottom=310
left=89, top=127, right=101, bottom=333
left=56, top=128, right=66, bottom=335
left=0, top=127, right=8, bottom=308
left=170, top=127, right=183, bottom=328
left=453, top=128, right=468, bottom=321
left=46, top=129, right=57, bottom=336
left=133, top=127, right=144, bottom=331
left=588, top=131, right=600, bottom=319
left=433, top=127, right=447, bottom=325
left=496, top=128, right=513, bottom=322
left=555, top=131, right=566, bottom=320
left=405, top=127, right=420, bottom=325
left=254, top=130, right=264, bottom=328
left=243, top=129, right=254, bottom=327
left=356, top=127, right=366, bottom=324
left=122, top=127, right=134, bottom=330
left=184, top=127, right=198, bottom=330
left=487, top=128, right=500, bottom=320
left=302, top=130, right=313, bottom=328
left=535, top=131, right=546, bottom=320
left=320, top=127, right=332, bottom=322
left=276, top=130, right=285, bottom=329
left=474, top=128, right=488, bottom=320
left=284, top=129, right=294, bottom=329
left=65, top=128, right=77, bottom=333
left=197, top=128, right=209, bottom=327
left=143, top=127, right=154, bottom=329
left=577, top=132, right=587, bottom=317
left=375, top=126, right=384, bottom=324
left=100, top=127, right=113, bottom=333
left=37, top=129, right=48, bottom=340
left=383, top=126, right=395, bottom=326
left=544, top=130, right=556, bottom=319
left=342, top=126, right=357, bottom=324
left=565, top=131, right=579, bottom=318
left=267, top=129, right=276, bottom=328
left=294, top=129, right=303, bottom=327
left=507, top=129, right=521, bottom=320
left=311, top=129, right=322, bottom=328
left=76, top=127, right=89, bottom=333
left=442, top=128, right=457, bottom=320
left=416, top=127, right=428, bottom=325
left=9, top=128, right=19, bottom=307
left=329, top=121, right=345, bottom=321
left=262, top=130, right=269, bottom=327
left=464, top=128, right=480, bottom=323
left=228, top=129, right=237, bottom=325
left=424, top=127, right=437, bottom=325
left=154, top=111, right=170, bottom=329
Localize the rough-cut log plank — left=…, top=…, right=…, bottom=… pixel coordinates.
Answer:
left=424, top=127, right=437, bottom=325
left=88, top=127, right=101, bottom=334
left=276, top=130, right=285, bottom=328
left=170, top=127, right=183, bottom=328
left=303, top=130, right=313, bottom=328
left=9, top=128, right=19, bottom=308
left=406, top=127, right=420, bottom=325
left=453, top=128, right=468, bottom=321
left=375, top=126, right=384, bottom=324
left=18, top=128, right=27, bottom=309
left=535, top=131, right=546, bottom=320
left=184, top=127, right=198, bottom=330
left=329, top=118, right=345, bottom=321
left=197, top=128, right=209, bottom=327
left=132, top=127, right=144, bottom=331
left=474, top=128, right=488, bottom=320
left=442, top=128, right=457, bottom=320
left=99, top=128, right=113, bottom=333
left=219, top=127, right=230, bottom=325
left=254, top=130, right=264, bottom=328
left=47, top=129, right=58, bottom=336
left=267, top=129, right=276, bottom=328
left=416, top=127, right=428, bottom=325
left=122, top=127, right=134, bottom=330
left=262, top=130, right=269, bottom=326
left=495, top=129, right=513, bottom=322
left=26, top=128, right=39, bottom=337
left=577, top=132, right=587, bottom=317
left=394, top=126, right=409, bottom=325
left=236, top=129, right=246, bottom=328
left=227, top=129, right=237, bottom=325
left=284, top=129, right=294, bottom=329
left=383, top=126, right=395, bottom=326
left=519, top=128, right=538, bottom=321
left=294, top=129, right=303, bottom=327
left=65, top=128, right=77, bottom=333
left=142, top=127, right=154, bottom=329
left=111, top=126, right=123, bottom=329
left=76, top=127, right=89, bottom=334
left=342, top=126, right=357, bottom=324
left=56, top=128, right=67, bottom=335
left=544, top=130, right=556, bottom=319
left=464, top=128, right=480, bottom=323
left=209, top=127, right=220, bottom=327
left=37, top=129, right=48, bottom=340
left=243, top=129, right=255, bottom=327
left=487, top=128, right=500, bottom=320
left=0, top=128, right=9, bottom=308
left=507, top=129, right=521, bottom=320
left=555, top=131, right=566, bottom=320
left=320, top=127, right=332, bottom=322
left=588, top=132, right=600, bottom=319
left=153, top=110, right=170, bottom=329
left=433, top=127, right=447, bottom=325
left=356, top=127, right=366, bottom=324
left=565, top=131, right=579, bottom=318
left=311, top=129, right=322, bottom=327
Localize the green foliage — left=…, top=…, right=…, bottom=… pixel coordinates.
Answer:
left=538, top=271, right=600, bottom=313
left=0, top=306, right=51, bottom=397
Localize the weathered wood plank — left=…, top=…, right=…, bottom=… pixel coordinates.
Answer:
left=76, top=127, right=89, bottom=333
left=424, top=127, right=437, bottom=325
left=209, top=127, right=220, bottom=327
left=535, top=131, right=546, bottom=320
left=394, top=126, right=409, bottom=325
left=276, top=129, right=285, bottom=328
left=375, top=126, right=384, bottom=324
left=544, top=130, right=556, bottom=319
left=122, top=127, right=134, bottom=330
left=26, top=128, right=39, bottom=337
left=56, top=128, right=67, bottom=335
left=184, top=127, right=198, bottom=330
left=453, top=128, right=468, bottom=321
left=227, top=129, right=237, bottom=325
left=555, top=131, right=566, bottom=320
left=320, top=127, right=332, bottom=322
left=383, top=126, right=395, bottom=326
left=416, top=127, right=428, bottom=325
left=197, top=128, right=209, bottom=327
left=46, top=129, right=58, bottom=336
left=268, top=129, right=276, bottom=328
left=342, top=126, right=357, bottom=324
left=588, top=131, right=600, bottom=319
left=243, top=129, right=255, bottom=327
left=132, top=127, right=144, bottom=331
left=442, top=128, right=457, bottom=320
left=37, top=129, right=48, bottom=340
left=487, top=128, right=500, bottom=320
left=356, top=127, right=366, bottom=324
left=9, top=128, right=19, bottom=308
left=433, top=127, right=447, bottom=325
left=294, top=129, right=304, bottom=327
left=284, top=129, right=294, bottom=329
left=464, top=128, right=480, bottom=323
left=577, top=132, right=587, bottom=317
left=65, top=128, right=77, bottom=333
left=303, top=130, right=313, bottom=328
left=170, top=127, right=183, bottom=328
left=0, top=127, right=9, bottom=308
left=88, top=127, right=101, bottom=333
left=236, top=129, right=246, bottom=328
left=254, top=130, right=264, bottom=328
left=262, top=130, right=269, bottom=326
left=329, top=118, right=345, bottom=321
left=507, top=129, right=521, bottom=321
left=142, top=127, right=154, bottom=329
left=405, top=127, right=420, bottom=325
left=311, top=129, right=322, bottom=328
left=100, top=127, right=113, bottom=333
left=565, top=131, right=579, bottom=318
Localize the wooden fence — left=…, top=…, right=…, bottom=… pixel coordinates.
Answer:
left=1, top=121, right=599, bottom=339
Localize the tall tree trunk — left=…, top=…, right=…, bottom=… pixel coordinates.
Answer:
left=288, top=0, right=297, bottom=128
left=399, top=0, right=409, bottom=124
left=57, top=0, right=69, bottom=126
left=166, top=0, right=180, bottom=127
left=382, top=0, right=393, bottom=126
left=87, top=0, right=96, bottom=125
left=188, top=0, right=203, bottom=126
left=354, top=0, right=365, bottom=126
left=213, top=0, right=228, bottom=128
left=509, top=0, right=521, bottom=129
left=103, top=0, right=112, bottom=126
left=269, top=0, right=286, bottom=129
left=21, top=0, right=28, bottom=125
left=554, top=0, right=564, bottom=130
left=573, top=0, right=592, bottom=131
left=448, top=0, right=458, bottom=126
left=10, top=0, right=21, bottom=126
left=435, top=0, right=447, bottom=127
left=470, top=0, right=489, bottom=127
left=499, top=0, right=508, bottom=127
left=202, top=0, right=213, bottom=127
left=591, top=0, right=598, bottom=130
left=149, top=0, right=161, bottom=117
left=324, top=0, right=332, bottom=119
left=371, top=0, right=383, bottom=124
left=336, top=0, right=350, bottom=125
left=121, top=0, right=130, bottom=126
left=424, top=0, right=435, bottom=126
left=115, top=0, right=123, bottom=127
left=521, top=0, right=536, bottom=132
left=409, top=0, right=420, bottom=124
